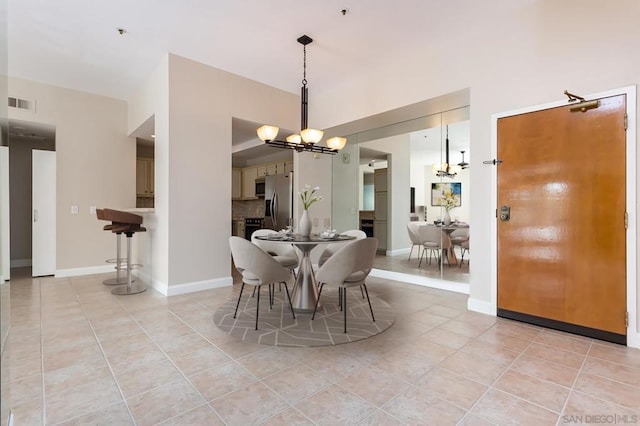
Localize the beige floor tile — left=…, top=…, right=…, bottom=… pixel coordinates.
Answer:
left=588, top=342, right=640, bottom=369
left=6, top=397, right=43, bottom=426
left=57, top=402, right=134, bottom=426
left=236, top=346, right=300, bottom=379
left=425, top=303, right=464, bottom=319
left=415, top=367, right=488, bottom=410
left=383, top=386, right=466, bottom=425
left=440, top=351, right=509, bottom=386
left=471, top=388, right=558, bottom=425
left=7, top=373, right=42, bottom=407
left=509, top=355, right=579, bottom=388
left=573, top=372, right=640, bottom=411
left=338, top=364, right=411, bottom=407
left=494, top=369, right=570, bottom=413
left=188, top=360, right=257, bottom=401
left=582, top=357, right=640, bottom=387
left=369, top=350, right=436, bottom=384
left=127, top=378, right=206, bottom=426
left=154, top=332, right=212, bottom=358
left=106, top=345, right=169, bottom=376
left=562, top=390, right=640, bottom=420
left=170, top=345, right=232, bottom=376
left=114, top=357, right=184, bottom=398
left=475, top=327, right=533, bottom=353
left=209, top=381, right=290, bottom=425
left=439, top=318, right=492, bottom=338
left=260, top=406, right=315, bottom=425
left=523, top=342, right=586, bottom=369
left=461, top=340, right=522, bottom=364
left=43, top=342, right=105, bottom=372
left=359, top=409, right=407, bottom=425
left=262, top=362, right=334, bottom=405
left=534, top=331, right=592, bottom=355
left=423, top=326, right=473, bottom=349
left=295, top=384, right=376, bottom=425
left=158, top=403, right=224, bottom=425
left=492, top=320, right=542, bottom=341
left=457, top=413, right=498, bottom=425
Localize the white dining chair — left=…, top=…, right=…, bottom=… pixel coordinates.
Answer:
left=312, top=237, right=378, bottom=333
left=317, top=229, right=367, bottom=267
left=251, top=228, right=299, bottom=274
left=418, top=225, right=451, bottom=268
left=229, top=236, right=296, bottom=330
left=407, top=222, right=423, bottom=261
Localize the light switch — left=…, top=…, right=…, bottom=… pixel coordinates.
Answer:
left=71, top=205, right=79, bottom=214
left=89, top=205, right=96, bottom=214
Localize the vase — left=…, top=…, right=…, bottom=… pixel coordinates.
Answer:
left=443, top=209, right=451, bottom=226
left=299, top=210, right=312, bottom=237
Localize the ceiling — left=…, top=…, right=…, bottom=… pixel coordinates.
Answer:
left=7, top=1, right=498, bottom=101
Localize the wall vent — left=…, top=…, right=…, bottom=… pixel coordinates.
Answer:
left=8, top=97, right=36, bottom=111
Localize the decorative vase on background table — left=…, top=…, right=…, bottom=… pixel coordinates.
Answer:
left=299, top=210, right=312, bottom=236
left=443, top=209, right=451, bottom=226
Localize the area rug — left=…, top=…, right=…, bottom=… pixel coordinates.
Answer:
left=213, top=288, right=395, bottom=347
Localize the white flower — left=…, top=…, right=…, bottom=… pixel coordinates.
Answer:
left=300, top=185, right=322, bottom=210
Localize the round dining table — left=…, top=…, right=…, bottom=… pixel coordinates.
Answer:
left=255, top=233, right=356, bottom=313
left=429, top=223, right=469, bottom=266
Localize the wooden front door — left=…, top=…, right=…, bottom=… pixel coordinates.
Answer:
left=497, top=94, right=627, bottom=343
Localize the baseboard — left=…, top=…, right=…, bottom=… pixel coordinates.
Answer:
left=55, top=264, right=114, bottom=278
left=370, top=268, right=469, bottom=294
left=467, top=297, right=494, bottom=316
left=387, top=247, right=410, bottom=256
left=10, top=258, right=31, bottom=268
left=133, top=270, right=233, bottom=296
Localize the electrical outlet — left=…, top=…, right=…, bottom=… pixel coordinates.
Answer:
left=89, top=205, right=96, bottom=214
left=71, top=205, right=79, bottom=215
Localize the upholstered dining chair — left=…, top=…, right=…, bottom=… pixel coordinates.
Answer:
left=418, top=225, right=451, bottom=268
left=251, top=228, right=299, bottom=275
left=229, top=236, right=296, bottom=330
left=317, top=229, right=367, bottom=268
left=406, top=222, right=423, bottom=261
left=458, top=237, right=470, bottom=267
left=449, top=228, right=470, bottom=262
left=312, top=237, right=378, bottom=333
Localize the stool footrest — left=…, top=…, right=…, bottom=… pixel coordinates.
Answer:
left=103, top=276, right=133, bottom=286
left=111, top=282, right=146, bottom=295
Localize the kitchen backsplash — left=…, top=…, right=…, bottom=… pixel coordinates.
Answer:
left=232, top=199, right=264, bottom=219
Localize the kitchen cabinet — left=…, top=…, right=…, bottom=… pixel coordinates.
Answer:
left=257, top=165, right=267, bottom=177
left=242, top=166, right=258, bottom=198
left=374, top=168, right=388, bottom=252
left=266, top=163, right=277, bottom=175
left=136, top=158, right=154, bottom=197
left=232, top=168, right=242, bottom=200
left=285, top=161, right=293, bottom=174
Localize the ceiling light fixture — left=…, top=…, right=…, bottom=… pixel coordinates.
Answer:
left=432, top=125, right=461, bottom=178
left=257, top=35, right=346, bottom=155
left=458, top=150, right=469, bottom=169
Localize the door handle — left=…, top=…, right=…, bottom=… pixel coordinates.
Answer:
left=33, top=209, right=38, bottom=223
left=499, top=205, right=511, bottom=221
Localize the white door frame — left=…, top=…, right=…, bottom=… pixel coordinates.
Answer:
left=489, top=85, right=638, bottom=348
left=0, top=146, right=9, bottom=282
left=32, top=149, right=56, bottom=277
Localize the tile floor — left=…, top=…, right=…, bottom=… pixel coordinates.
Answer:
left=373, top=248, right=470, bottom=285
left=2, top=267, right=639, bottom=425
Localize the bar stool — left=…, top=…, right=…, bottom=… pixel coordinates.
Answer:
left=97, top=209, right=131, bottom=286
left=98, top=209, right=147, bottom=295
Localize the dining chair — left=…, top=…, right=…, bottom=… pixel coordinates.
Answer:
left=418, top=225, right=451, bottom=268
left=406, top=222, right=423, bottom=261
left=317, top=229, right=367, bottom=267
left=449, top=227, right=470, bottom=262
left=459, top=237, right=470, bottom=267
left=251, top=228, right=299, bottom=275
left=229, top=236, right=296, bottom=330
left=312, top=237, right=378, bottom=333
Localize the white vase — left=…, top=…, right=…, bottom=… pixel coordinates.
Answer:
left=443, top=209, right=451, bottom=226
left=299, top=210, right=312, bottom=237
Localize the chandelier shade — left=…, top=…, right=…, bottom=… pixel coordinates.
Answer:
left=256, top=35, right=345, bottom=155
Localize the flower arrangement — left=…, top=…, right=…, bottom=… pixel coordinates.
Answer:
left=442, top=194, right=458, bottom=211
left=300, top=184, right=322, bottom=210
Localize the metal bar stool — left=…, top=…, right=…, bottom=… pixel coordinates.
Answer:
left=97, top=209, right=131, bottom=285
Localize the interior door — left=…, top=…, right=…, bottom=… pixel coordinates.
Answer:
left=497, top=94, right=627, bottom=343
left=32, top=149, right=56, bottom=277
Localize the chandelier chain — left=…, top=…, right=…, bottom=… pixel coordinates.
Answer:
left=302, top=45, right=307, bottom=86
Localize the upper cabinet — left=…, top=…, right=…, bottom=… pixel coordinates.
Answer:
left=242, top=166, right=258, bottom=199
left=232, top=168, right=242, bottom=200
left=136, top=158, right=154, bottom=197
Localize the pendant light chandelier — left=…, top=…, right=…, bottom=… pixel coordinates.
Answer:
left=257, top=35, right=346, bottom=154
left=432, top=125, right=461, bottom=178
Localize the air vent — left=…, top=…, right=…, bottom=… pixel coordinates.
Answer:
left=8, top=97, right=35, bottom=111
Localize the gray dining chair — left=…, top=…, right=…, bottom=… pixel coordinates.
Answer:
left=449, top=227, right=470, bottom=263
left=418, top=225, right=451, bottom=268
left=459, top=237, right=470, bottom=267
left=229, top=236, right=296, bottom=330
left=407, top=222, right=423, bottom=261
left=317, top=229, right=367, bottom=267
left=312, top=237, right=378, bottom=333
left=251, top=228, right=299, bottom=274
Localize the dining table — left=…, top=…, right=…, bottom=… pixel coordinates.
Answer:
left=255, top=233, right=356, bottom=313
left=432, top=223, right=469, bottom=266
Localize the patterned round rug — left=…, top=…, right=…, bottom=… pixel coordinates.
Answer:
left=213, top=287, right=395, bottom=347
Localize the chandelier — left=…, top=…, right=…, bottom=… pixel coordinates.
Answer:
left=432, top=125, right=461, bottom=178
left=257, top=35, right=346, bottom=155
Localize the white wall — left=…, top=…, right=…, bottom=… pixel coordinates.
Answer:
left=129, top=54, right=299, bottom=292
left=8, top=77, right=133, bottom=273
left=312, top=1, right=640, bottom=333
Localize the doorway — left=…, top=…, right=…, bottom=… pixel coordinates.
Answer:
left=7, top=120, right=56, bottom=276
left=495, top=92, right=631, bottom=344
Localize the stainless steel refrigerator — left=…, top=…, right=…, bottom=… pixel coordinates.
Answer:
left=264, top=173, right=293, bottom=230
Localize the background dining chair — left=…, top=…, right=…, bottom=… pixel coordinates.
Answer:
left=317, top=229, right=367, bottom=267
left=312, top=237, right=378, bottom=333
left=418, top=225, right=451, bottom=268
left=251, top=228, right=299, bottom=275
left=229, top=236, right=296, bottom=330
left=406, top=222, right=423, bottom=261
left=458, top=237, right=470, bottom=267
left=449, top=228, right=470, bottom=262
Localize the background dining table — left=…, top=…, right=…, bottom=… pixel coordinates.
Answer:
left=431, top=223, right=469, bottom=266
